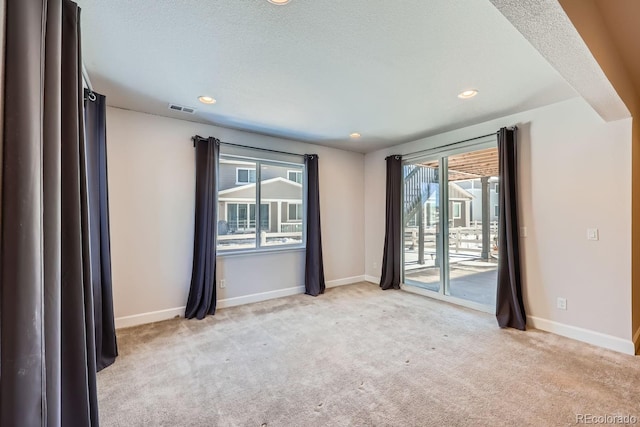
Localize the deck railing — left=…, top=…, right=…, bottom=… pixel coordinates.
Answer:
left=218, top=231, right=303, bottom=249
left=404, top=224, right=498, bottom=254
left=280, top=222, right=303, bottom=233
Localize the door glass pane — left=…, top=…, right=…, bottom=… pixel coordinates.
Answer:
left=445, top=146, right=498, bottom=307
left=403, top=162, right=441, bottom=292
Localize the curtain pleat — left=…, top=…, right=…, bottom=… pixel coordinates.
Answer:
left=496, top=127, right=526, bottom=330
left=84, top=89, right=118, bottom=371
left=1, top=1, right=48, bottom=424
left=43, top=0, right=64, bottom=425
left=380, top=155, right=402, bottom=290
left=304, top=154, right=325, bottom=296
left=1, top=0, right=100, bottom=425
left=185, top=137, right=219, bottom=319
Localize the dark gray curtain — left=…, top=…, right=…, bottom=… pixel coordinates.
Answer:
left=304, top=154, right=325, bottom=296
left=380, top=155, right=402, bottom=290
left=185, top=137, right=219, bottom=319
left=84, top=89, right=118, bottom=371
left=496, top=127, right=526, bottom=330
left=1, top=0, right=100, bottom=425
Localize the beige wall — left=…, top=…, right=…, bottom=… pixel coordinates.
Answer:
left=106, top=107, right=365, bottom=321
left=364, top=98, right=633, bottom=345
left=559, top=0, right=640, bottom=352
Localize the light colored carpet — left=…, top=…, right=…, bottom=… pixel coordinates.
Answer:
left=98, top=282, right=639, bottom=426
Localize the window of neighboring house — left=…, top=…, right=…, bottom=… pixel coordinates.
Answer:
left=226, top=203, right=269, bottom=230
left=494, top=205, right=499, bottom=217
left=288, top=203, right=303, bottom=221
left=219, top=154, right=305, bottom=252
left=494, top=183, right=499, bottom=193
left=288, top=170, right=303, bottom=184
left=236, top=167, right=256, bottom=184
left=452, top=202, right=462, bottom=219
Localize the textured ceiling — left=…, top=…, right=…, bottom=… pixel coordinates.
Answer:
left=490, top=0, right=629, bottom=122
left=76, top=0, right=580, bottom=153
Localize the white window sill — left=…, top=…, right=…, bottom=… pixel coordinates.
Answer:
left=217, top=245, right=306, bottom=258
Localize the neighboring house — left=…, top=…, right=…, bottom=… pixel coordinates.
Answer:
left=456, top=178, right=499, bottom=223
left=446, top=183, right=474, bottom=228
left=217, top=158, right=303, bottom=234
left=407, top=182, right=473, bottom=228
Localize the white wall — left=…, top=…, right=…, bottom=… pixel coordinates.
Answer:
left=364, top=97, right=633, bottom=350
left=107, top=107, right=365, bottom=325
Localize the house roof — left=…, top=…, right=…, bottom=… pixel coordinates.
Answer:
left=449, top=183, right=474, bottom=200
left=219, top=177, right=302, bottom=201
left=426, top=183, right=473, bottom=201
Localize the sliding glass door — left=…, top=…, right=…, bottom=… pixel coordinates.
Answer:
left=402, top=139, right=499, bottom=310
left=402, top=161, right=442, bottom=292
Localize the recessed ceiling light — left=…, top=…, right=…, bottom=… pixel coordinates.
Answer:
left=350, top=133, right=361, bottom=139
left=198, top=96, right=216, bottom=104
left=268, top=0, right=291, bottom=4
left=458, top=89, right=478, bottom=99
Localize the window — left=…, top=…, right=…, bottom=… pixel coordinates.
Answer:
left=236, top=167, right=256, bottom=184
left=226, top=203, right=269, bottom=230
left=452, top=202, right=462, bottom=219
left=288, top=203, right=303, bottom=221
left=288, top=170, right=303, bottom=184
left=494, top=183, right=499, bottom=193
left=218, top=154, right=305, bottom=252
left=494, top=205, right=499, bottom=217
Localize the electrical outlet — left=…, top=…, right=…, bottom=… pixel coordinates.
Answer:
left=520, top=227, right=527, bottom=238
left=373, top=262, right=378, bottom=270
left=557, top=297, right=567, bottom=310
left=219, top=279, right=226, bottom=289
left=587, top=228, right=599, bottom=241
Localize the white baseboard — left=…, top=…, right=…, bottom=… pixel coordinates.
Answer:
left=364, top=275, right=380, bottom=284
left=527, top=315, right=636, bottom=355
left=115, top=306, right=185, bottom=329
left=217, top=285, right=305, bottom=309
left=633, top=326, right=640, bottom=354
left=326, top=275, right=365, bottom=288
left=115, top=275, right=366, bottom=329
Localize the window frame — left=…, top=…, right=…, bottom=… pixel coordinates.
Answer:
left=236, top=167, right=257, bottom=185
left=225, top=202, right=270, bottom=231
left=452, top=201, right=462, bottom=219
left=288, top=203, right=303, bottom=221
left=287, top=170, right=303, bottom=184
left=219, top=154, right=306, bottom=254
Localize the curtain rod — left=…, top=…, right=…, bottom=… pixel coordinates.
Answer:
left=82, top=62, right=97, bottom=101
left=402, top=131, right=502, bottom=159
left=192, top=135, right=305, bottom=157
left=404, top=132, right=496, bottom=157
